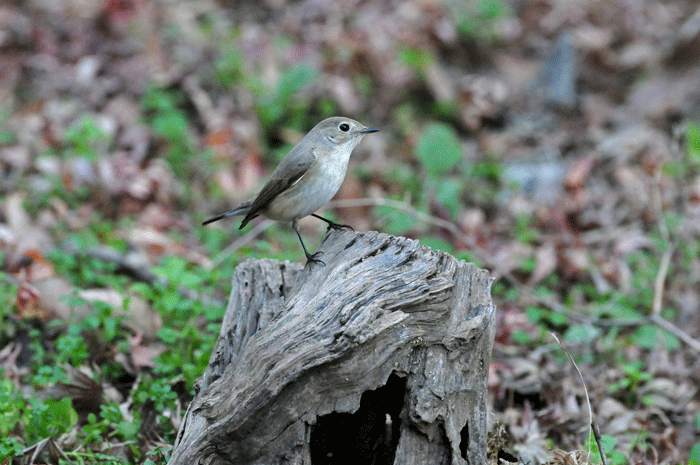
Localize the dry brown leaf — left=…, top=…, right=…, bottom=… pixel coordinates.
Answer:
left=565, top=155, right=594, bottom=190
left=16, top=282, right=43, bottom=319
left=129, top=335, right=166, bottom=368
left=529, top=242, right=557, bottom=285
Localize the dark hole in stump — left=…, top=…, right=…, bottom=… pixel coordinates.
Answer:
left=310, top=373, right=406, bottom=465
left=459, top=421, right=469, bottom=460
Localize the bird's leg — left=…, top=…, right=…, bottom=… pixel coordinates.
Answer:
left=311, top=214, right=354, bottom=232
left=293, top=218, right=325, bottom=266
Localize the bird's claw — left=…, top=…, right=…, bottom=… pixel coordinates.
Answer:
left=305, top=251, right=326, bottom=266
left=326, top=222, right=354, bottom=232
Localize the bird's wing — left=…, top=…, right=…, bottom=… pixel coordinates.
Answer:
left=239, top=148, right=317, bottom=228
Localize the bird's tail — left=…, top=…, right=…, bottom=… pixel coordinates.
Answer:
left=201, top=201, right=252, bottom=225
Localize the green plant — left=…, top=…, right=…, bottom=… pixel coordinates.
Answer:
left=663, top=121, right=700, bottom=178
left=514, top=213, right=539, bottom=244
left=415, top=122, right=461, bottom=178
left=0, top=272, right=19, bottom=341
left=215, top=42, right=245, bottom=88
left=62, top=451, right=128, bottom=464
left=82, top=402, right=139, bottom=446
left=455, top=0, right=512, bottom=43
left=684, top=121, right=700, bottom=169
left=141, top=86, right=196, bottom=177
left=525, top=304, right=569, bottom=328
left=131, top=256, right=225, bottom=389
left=55, top=323, right=90, bottom=366
left=25, top=397, right=78, bottom=443
left=0, top=379, right=23, bottom=438
left=689, top=441, right=700, bottom=465
left=64, top=116, right=111, bottom=162
left=0, top=437, right=23, bottom=461
left=607, top=360, right=652, bottom=405
left=375, top=202, right=416, bottom=236
left=134, top=375, right=177, bottom=420
left=584, top=432, right=627, bottom=465
left=0, top=108, right=15, bottom=145
left=48, top=232, right=127, bottom=289
left=398, top=46, right=434, bottom=73
left=253, top=63, right=318, bottom=137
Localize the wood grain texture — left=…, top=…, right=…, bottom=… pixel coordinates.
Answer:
left=170, top=229, right=495, bottom=465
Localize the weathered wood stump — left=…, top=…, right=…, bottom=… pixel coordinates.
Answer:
left=169, top=229, right=495, bottom=465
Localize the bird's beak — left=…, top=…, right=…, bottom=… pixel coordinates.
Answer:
left=359, top=127, right=379, bottom=134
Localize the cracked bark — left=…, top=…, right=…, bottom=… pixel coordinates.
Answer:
left=169, top=229, right=495, bottom=465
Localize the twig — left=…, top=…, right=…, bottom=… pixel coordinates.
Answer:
left=648, top=314, right=700, bottom=352
left=330, top=197, right=464, bottom=239
left=651, top=245, right=673, bottom=317
left=550, top=332, right=598, bottom=465
left=651, top=164, right=673, bottom=319
left=592, top=422, right=607, bottom=465
left=212, top=219, right=275, bottom=267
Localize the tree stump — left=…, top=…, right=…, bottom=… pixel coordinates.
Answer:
left=169, top=229, right=495, bottom=465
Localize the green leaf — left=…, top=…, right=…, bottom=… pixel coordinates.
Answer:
left=377, top=206, right=414, bottom=235
left=26, top=398, right=78, bottom=442
left=633, top=324, right=680, bottom=351
left=416, top=123, right=462, bottom=177
left=607, top=450, right=627, bottom=465
left=689, top=442, right=700, bottom=465
left=600, top=434, right=618, bottom=451
left=0, top=380, right=23, bottom=437
left=585, top=432, right=619, bottom=463
left=420, top=237, right=454, bottom=254
left=180, top=272, right=203, bottom=289
left=116, top=420, right=140, bottom=441
left=215, top=46, right=244, bottom=88
left=511, top=330, right=531, bottom=344
left=0, top=437, right=23, bottom=459
left=546, top=310, right=569, bottom=326
left=563, top=325, right=600, bottom=343
left=435, top=178, right=462, bottom=215
left=686, top=122, right=700, bottom=166
left=398, top=46, right=433, bottom=71
left=277, top=64, right=316, bottom=104
left=157, top=327, right=180, bottom=345
left=525, top=306, right=542, bottom=323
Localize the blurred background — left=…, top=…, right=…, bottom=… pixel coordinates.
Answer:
left=1, top=0, right=700, bottom=463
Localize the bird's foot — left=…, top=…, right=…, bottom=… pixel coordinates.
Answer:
left=325, top=220, right=354, bottom=232
left=305, top=251, right=326, bottom=266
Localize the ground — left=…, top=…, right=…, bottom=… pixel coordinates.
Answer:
left=0, top=0, right=699, bottom=463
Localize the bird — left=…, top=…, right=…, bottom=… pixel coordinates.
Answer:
left=202, top=117, right=379, bottom=265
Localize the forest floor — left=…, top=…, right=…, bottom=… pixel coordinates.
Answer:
left=1, top=0, right=699, bottom=463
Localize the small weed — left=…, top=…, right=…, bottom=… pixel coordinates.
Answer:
left=584, top=431, right=627, bottom=465
left=25, top=397, right=78, bottom=444
left=255, top=63, right=318, bottom=137
left=608, top=360, right=652, bottom=404
left=455, top=0, right=513, bottom=43
left=415, top=123, right=462, bottom=177
left=141, top=86, right=197, bottom=178
left=214, top=42, right=245, bottom=89
left=0, top=437, right=23, bottom=461
left=63, top=116, right=111, bottom=162
left=0, top=108, right=16, bottom=145
left=82, top=402, right=139, bottom=446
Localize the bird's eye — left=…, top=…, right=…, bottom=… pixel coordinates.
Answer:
left=339, top=123, right=350, bottom=132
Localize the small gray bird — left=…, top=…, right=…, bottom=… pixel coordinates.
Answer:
left=202, top=117, right=379, bottom=264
